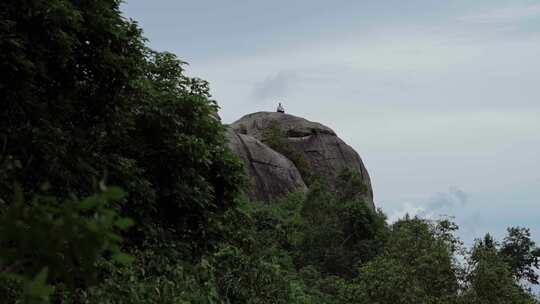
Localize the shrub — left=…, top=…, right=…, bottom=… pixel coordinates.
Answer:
left=0, top=186, right=133, bottom=303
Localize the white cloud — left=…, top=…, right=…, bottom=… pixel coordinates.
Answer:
left=387, top=202, right=432, bottom=223
left=427, top=187, right=469, bottom=211
left=387, top=187, right=469, bottom=224
left=251, top=71, right=297, bottom=101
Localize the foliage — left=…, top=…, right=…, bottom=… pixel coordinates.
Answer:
left=0, top=186, right=132, bottom=303
left=2, top=1, right=540, bottom=303
left=261, top=121, right=314, bottom=184
left=0, top=0, right=145, bottom=198
left=297, top=182, right=388, bottom=277
left=65, top=251, right=222, bottom=304
left=462, top=234, right=537, bottom=304
left=500, top=227, right=540, bottom=285
left=0, top=0, right=244, bottom=256
left=351, top=217, right=460, bottom=303
left=212, top=244, right=303, bottom=303
left=352, top=256, right=428, bottom=304
left=335, top=168, right=368, bottom=202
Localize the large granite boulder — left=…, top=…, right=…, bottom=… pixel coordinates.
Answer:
left=226, top=129, right=308, bottom=202
left=230, top=112, right=374, bottom=209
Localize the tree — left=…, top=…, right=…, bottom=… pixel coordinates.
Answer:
left=462, top=234, right=537, bottom=304
left=0, top=0, right=243, bottom=256
left=0, top=1, right=244, bottom=302
left=296, top=182, right=388, bottom=278
left=1, top=0, right=145, bottom=197
left=335, top=168, right=368, bottom=203
left=500, top=227, right=540, bottom=285
left=389, top=217, right=460, bottom=300
left=351, top=217, right=460, bottom=303
left=352, top=256, right=427, bottom=304
left=0, top=186, right=132, bottom=303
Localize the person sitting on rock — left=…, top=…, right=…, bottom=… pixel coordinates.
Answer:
left=277, top=102, right=285, bottom=113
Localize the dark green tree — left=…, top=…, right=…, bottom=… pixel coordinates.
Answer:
left=500, top=227, right=540, bottom=285
left=352, top=217, right=460, bottom=303
left=293, top=179, right=388, bottom=278
left=351, top=256, right=427, bottom=304
left=0, top=186, right=132, bottom=303
left=0, top=1, right=243, bottom=302
left=0, top=0, right=243, bottom=256
left=462, top=234, right=537, bottom=304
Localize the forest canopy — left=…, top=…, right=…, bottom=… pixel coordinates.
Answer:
left=0, top=1, right=539, bottom=303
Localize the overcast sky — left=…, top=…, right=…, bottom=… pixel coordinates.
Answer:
left=121, top=0, right=540, bottom=245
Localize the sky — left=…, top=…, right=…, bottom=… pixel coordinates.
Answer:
left=121, top=0, right=540, bottom=246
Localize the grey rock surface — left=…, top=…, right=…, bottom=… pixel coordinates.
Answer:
left=230, top=112, right=374, bottom=209
left=226, top=128, right=308, bottom=202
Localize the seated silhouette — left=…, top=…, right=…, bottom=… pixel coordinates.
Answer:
left=276, top=102, right=285, bottom=113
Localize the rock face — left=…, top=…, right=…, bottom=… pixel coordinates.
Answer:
left=227, top=111, right=374, bottom=209
left=225, top=129, right=308, bottom=202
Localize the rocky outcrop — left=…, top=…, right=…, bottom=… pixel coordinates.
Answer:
left=225, top=129, right=308, bottom=202
left=229, top=112, right=374, bottom=209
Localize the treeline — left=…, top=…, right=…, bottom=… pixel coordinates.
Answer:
left=1, top=1, right=539, bottom=303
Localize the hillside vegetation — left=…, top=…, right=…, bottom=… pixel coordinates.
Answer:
left=1, top=1, right=539, bottom=303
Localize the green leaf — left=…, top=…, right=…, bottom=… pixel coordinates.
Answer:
left=115, top=218, right=134, bottom=230
left=25, top=268, right=53, bottom=303
left=112, top=253, right=134, bottom=265
left=102, top=187, right=125, bottom=201
left=78, top=197, right=98, bottom=210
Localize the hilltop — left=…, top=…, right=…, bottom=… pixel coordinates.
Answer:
left=227, top=111, right=374, bottom=209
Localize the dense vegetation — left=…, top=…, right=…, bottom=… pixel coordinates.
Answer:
left=1, top=1, right=539, bottom=303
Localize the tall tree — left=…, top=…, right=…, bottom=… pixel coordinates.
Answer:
left=0, top=0, right=243, bottom=255
left=350, top=217, right=460, bottom=303
left=500, top=227, right=540, bottom=285
left=462, top=234, right=537, bottom=304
